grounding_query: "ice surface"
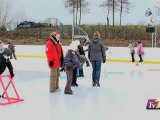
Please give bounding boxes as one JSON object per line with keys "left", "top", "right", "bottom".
{"left": 0, "top": 46, "right": 160, "bottom": 120}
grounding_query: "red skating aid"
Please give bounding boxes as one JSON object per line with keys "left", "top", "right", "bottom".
{"left": 0, "top": 75, "right": 24, "bottom": 105}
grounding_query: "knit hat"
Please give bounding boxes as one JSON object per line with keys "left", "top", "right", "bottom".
{"left": 2, "top": 48, "right": 12, "bottom": 56}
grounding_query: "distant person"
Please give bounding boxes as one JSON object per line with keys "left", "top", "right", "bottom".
{"left": 128, "top": 41, "right": 135, "bottom": 62}
{"left": 137, "top": 41, "right": 144, "bottom": 62}
{"left": 0, "top": 40, "right": 4, "bottom": 52}
{"left": 8, "top": 42, "right": 17, "bottom": 60}
{"left": 63, "top": 49, "right": 81, "bottom": 95}
{"left": 45, "top": 32, "right": 64, "bottom": 93}
{"left": 0, "top": 48, "right": 14, "bottom": 77}
{"left": 88, "top": 31, "right": 106, "bottom": 87}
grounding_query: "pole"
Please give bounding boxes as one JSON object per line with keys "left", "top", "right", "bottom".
{"left": 72, "top": 24, "right": 74, "bottom": 41}
{"left": 155, "top": 7, "right": 158, "bottom": 47}
{"left": 152, "top": 33, "right": 154, "bottom": 47}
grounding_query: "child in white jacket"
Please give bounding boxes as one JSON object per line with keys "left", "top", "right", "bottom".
{"left": 128, "top": 41, "right": 135, "bottom": 62}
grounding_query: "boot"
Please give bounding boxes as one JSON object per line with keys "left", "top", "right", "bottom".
{"left": 97, "top": 81, "right": 100, "bottom": 87}
{"left": 92, "top": 81, "right": 96, "bottom": 87}
{"left": 64, "top": 90, "right": 73, "bottom": 95}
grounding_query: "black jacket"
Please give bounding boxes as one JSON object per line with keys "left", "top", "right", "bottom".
{"left": 0, "top": 54, "right": 13, "bottom": 75}
{"left": 78, "top": 45, "right": 85, "bottom": 55}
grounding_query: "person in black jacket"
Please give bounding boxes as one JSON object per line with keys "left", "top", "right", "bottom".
{"left": 0, "top": 48, "right": 14, "bottom": 77}
{"left": 77, "top": 41, "right": 90, "bottom": 67}
{"left": 77, "top": 41, "right": 90, "bottom": 78}
{"left": 8, "top": 42, "right": 17, "bottom": 60}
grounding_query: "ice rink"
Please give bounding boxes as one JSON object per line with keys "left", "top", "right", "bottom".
{"left": 0, "top": 46, "right": 160, "bottom": 120}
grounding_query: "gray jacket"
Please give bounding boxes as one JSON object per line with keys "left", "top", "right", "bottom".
{"left": 88, "top": 37, "right": 106, "bottom": 61}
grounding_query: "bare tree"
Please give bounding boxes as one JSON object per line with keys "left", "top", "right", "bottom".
{"left": 0, "top": 0, "right": 27, "bottom": 30}
{"left": 112, "top": 0, "right": 116, "bottom": 26}
{"left": 10, "top": 10, "right": 27, "bottom": 30}
{"left": 101, "top": 0, "right": 117, "bottom": 26}
{"left": 65, "top": 0, "right": 77, "bottom": 25}
{"left": 76, "top": 0, "right": 79, "bottom": 25}
{"left": 117, "top": 0, "right": 132, "bottom": 26}
{"left": 0, "top": 0, "right": 11, "bottom": 29}
{"left": 64, "top": 0, "right": 89, "bottom": 25}
{"left": 100, "top": 0, "right": 112, "bottom": 25}
{"left": 78, "top": 0, "right": 90, "bottom": 25}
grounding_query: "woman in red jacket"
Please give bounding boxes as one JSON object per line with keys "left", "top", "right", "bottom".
{"left": 45, "top": 32, "right": 64, "bottom": 93}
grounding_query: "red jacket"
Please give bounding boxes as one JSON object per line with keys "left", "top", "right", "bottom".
{"left": 45, "top": 38, "right": 64, "bottom": 68}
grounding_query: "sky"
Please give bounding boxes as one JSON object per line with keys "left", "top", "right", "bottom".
{"left": 9, "top": 0, "right": 158, "bottom": 25}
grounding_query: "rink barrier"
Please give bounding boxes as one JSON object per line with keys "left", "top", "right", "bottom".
{"left": 107, "top": 59, "right": 160, "bottom": 64}
{"left": 16, "top": 54, "right": 160, "bottom": 64}
{"left": 16, "top": 54, "right": 46, "bottom": 58}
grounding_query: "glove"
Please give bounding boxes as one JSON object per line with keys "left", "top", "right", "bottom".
{"left": 49, "top": 61, "right": 54, "bottom": 67}
{"left": 103, "top": 60, "right": 106, "bottom": 63}
{"left": 10, "top": 73, "right": 15, "bottom": 78}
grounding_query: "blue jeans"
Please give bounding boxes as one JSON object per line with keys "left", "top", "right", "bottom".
{"left": 91, "top": 60, "right": 102, "bottom": 84}
{"left": 77, "top": 62, "right": 84, "bottom": 77}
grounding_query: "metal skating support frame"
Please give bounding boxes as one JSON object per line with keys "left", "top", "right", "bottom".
{"left": 0, "top": 75, "right": 24, "bottom": 105}
{"left": 72, "top": 25, "right": 90, "bottom": 45}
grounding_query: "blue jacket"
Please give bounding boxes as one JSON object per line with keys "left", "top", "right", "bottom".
{"left": 63, "top": 53, "right": 81, "bottom": 69}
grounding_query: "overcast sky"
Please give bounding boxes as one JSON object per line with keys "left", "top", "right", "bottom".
{"left": 10, "top": 0, "right": 158, "bottom": 25}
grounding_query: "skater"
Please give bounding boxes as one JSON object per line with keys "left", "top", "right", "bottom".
{"left": 128, "top": 41, "right": 135, "bottom": 62}
{"left": 72, "top": 51, "right": 87, "bottom": 87}
{"left": 0, "top": 40, "right": 4, "bottom": 52}
{"left": 77, "top": 41, "right": 89, "bottom": 77}
{"left": 0, "top": 48, "right": 14, "bottom": 77}
{"left": 78, "top": 41, "right": 90, "bottom": 67}
{"left": 68, "top": 41, "right": 86, "bottom": 87}
{"left": 8, "top": 42, "right": 17, "bottom": 60}
{"left": 137, "top": 41, "right": 144, "bottom": 62}
{"left": 88, "top": 31, "right": 106, "bottom": 87}
{"left": 45, "top": 32, "right": 64, "bottom": 93}
{"left": 63, "top": 49, "right": 81, "bottom": 95}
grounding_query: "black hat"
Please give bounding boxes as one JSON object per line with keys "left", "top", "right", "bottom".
{"left": 2, "top": 48, "right": 12, "bottom": 56}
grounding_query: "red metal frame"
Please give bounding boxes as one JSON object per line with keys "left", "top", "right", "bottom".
{"left": 0, "top": 74, "right": 24, "bottom": 105}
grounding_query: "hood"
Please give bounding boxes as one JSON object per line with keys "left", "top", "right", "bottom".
{"left": 92, "top": 37, "right": 100, "bottom": 44}
{"left": 137, "top": 43, "right": 142, "bottom": 47}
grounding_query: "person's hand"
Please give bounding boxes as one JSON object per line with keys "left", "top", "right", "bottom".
{"left": 10, "top": 73, "right": 15, "bottom": 78}
{"left": 103, "top": 60, "right": 106, "bottom": 63}
{"left": 49, "top": 61, "right": 54, "bottom": 67}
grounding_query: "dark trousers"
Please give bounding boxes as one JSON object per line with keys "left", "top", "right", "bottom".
{"left": 10, "top": 52, "right": 17, "bottom": 60}
{"left": 77, "top": 62, "right": 84, "bottom": 77}
{"left": 131, "top": 53, "right": 135, "bottom": 62}
{"left": 79, "top": 69, "right": 84, "bottom": 76}
{"left": 139, "top": 55, "right": 143, "bottom": 62}
{"left": 72, "top": 67, "right": 77, "bottom": 85}
{"left": 86, "top": 60, "right": 90, "bottom": 66}
{"left": 64, "top": 67, "right": 73, "bottom": 93}
{"left": 91, "top": 60, "right": 102, "bottom": 84}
